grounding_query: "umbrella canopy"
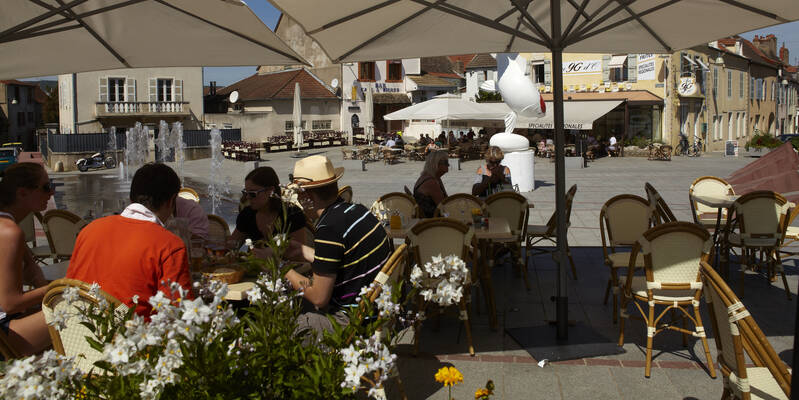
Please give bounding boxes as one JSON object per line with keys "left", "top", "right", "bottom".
{"left": 383, "top": 93, "right": 506, "bottom": 121}
{"left": 271, "top": 0, "right": 799, "bottom": 341}
{"left": 293, "top": 82, "right": 302, "bottom": 150}
{"left": 0, "top": 0, "right": 307, "bottom": 79}
{"left": 364, "top": 86, "right": 374, "bottom": 143}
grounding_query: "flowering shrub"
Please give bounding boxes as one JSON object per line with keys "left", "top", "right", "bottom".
{"left": 745, "top": 131, "right": 782, "bottom": 151}
{"left": 410, "top": 254, "right": 470, "bottom": 307}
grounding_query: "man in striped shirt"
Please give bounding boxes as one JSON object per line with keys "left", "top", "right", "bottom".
{"left": 285, "top": 155, "right": 391, "bottom": 336}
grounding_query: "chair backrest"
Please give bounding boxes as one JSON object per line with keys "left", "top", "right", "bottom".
{"left": 701, "top": 263, "right": 792, "bottom": 399}
{"left": 42, "top": 278, "right": 125, "bottom": 373}
{"left": 178, "top": 187, "right": 200, "bottom": 203}
{"left": 732, "top": 191, "right": 790, "bottom": 245}
{"left": 206, "top": 214, "right": 230, "bottom": 244}
{"left": 371, "top": 192, "right": 420, "bottom": 220}
{"left": 632, "top": 222, "right": 710, "bottom": 288}
{"left": 19, "top": 211, "right": 36, "bottom": 244}
{"left": 485, "top": 191, "right": 528, "bottom": 238}
{"left": 408, "top": 218, "right": 471, "bottom": 267}
{"left": 600, "top": 194, "right": 651, "bottom": 250}
{"left": 645, "top": 182, "right": 677, "bottom": 225}
{"left": 544, "top": 184, "right": 578, "bottom": 235}
{"left": 435, "top": 193, "right": 484, "bottom": 224}
{"left": 42, "top": 210, "right": 85, "bottom": 258}
{"left": 689, "top": 176, "right": 734, "bottom": 220}
{"left": 338, "top": 185, "right": 353, "bottom": 203}
{"left": 365, "top": 243, "right": 408, "bottom": 302}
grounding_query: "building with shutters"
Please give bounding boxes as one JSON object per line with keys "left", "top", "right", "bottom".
{"left": 58, "top": 67, "right": 203, "bottom": 134}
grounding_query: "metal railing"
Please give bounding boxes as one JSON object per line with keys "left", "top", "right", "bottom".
{"left": 95, "top": 101, "right": 190, "bottom": 116}
{"left": 45, "top": 129, "right": 242, "bottom": 153}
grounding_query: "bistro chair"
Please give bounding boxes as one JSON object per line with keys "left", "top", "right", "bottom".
{"left": 645, "top": 182, "right": 678, "bottom": 226}
{"left": 178, "top": 187, "right": 200, "bottom": 203}
{"left": 701, "top": 262, "right": 791, "bottom": 399}
{"left": 485, "top": 191, "right": 530, "bottom": 290}
{"left": 725, "top": 191, "right": 792, "bottom": 300}
{"left": 599, "top": 194, "right": 652, "bottom": 323}
{"left": 526, "top": 184, "right": 578, "bottom": 279}
{"left": 206, "top": 214, "right": 230, "bottom": 245}
{"left": 618, "top": 222, "right": 716, "bottom": 379}
{"left": 434, "top": 193, "right": 484, "bottom": 225}
{"left": 689, "top": 176, "right": 735, "bottom": 230}
{"left": 371, "top": 192, "right": 420, "bottom": 222}
{"left": 406, "top": 218, "right": 477, "bottom": 357}
{"left": 20, "top": 211, "right": 53, "bottom": 264}
{"left": 43, "top": 278, "right": 128, "bottom": 373}
{"left": 338, "top": 185, "right": 353, "bottom": 203}
{"left": 42, "top": 209, "right": 86, "bottom": 262}
{"left": 779, "top": 206, "right": 799, "bottom": 258}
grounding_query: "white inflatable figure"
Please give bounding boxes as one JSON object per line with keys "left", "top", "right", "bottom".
{"left": 483, "top": 53, "right": 546, "bottom": 192}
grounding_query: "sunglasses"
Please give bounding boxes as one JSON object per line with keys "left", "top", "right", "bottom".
{"left": 241, "top": 188, "right": 269, "bottom": 198}
{"left": 41, "top": 179, "right": 55, "bottom": 192}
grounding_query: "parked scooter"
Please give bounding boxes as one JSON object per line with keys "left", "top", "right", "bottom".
{"left": 76, "top": 152, "right": 116, "bottom": 172}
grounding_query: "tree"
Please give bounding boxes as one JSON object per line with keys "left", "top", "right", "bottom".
{"left": 42, "top": 86, "right": 59, "bottom": 124}
{"left": 475, "top": 89, "right": 502, "bottom": 102}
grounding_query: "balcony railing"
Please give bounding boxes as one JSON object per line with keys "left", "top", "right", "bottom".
{"left": 95, "top": 101, "right": 190, "bottom": 117}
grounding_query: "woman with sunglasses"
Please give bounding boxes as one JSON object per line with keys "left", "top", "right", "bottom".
{"left": 0, "top": 163, "right": 53, "bottom": 357}
{"left": 231, "top": 167, "right": 306, "bottom": 250}
{"left": 472, "top": 146, "right": 512, "bottom": 198}
{"left": 413, "top": 150, "right": 449, "bottom": 218}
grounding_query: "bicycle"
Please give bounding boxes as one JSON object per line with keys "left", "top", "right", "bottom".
{"left": 674, "top": 136, "right": 702, "bottom": 157}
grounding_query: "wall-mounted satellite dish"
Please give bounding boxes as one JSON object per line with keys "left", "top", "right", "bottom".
{"left": 229, "top": 90, "right": 239, "bottom": 104}
{"left": 330, "top": 78, "right": 339, "bottom": 89}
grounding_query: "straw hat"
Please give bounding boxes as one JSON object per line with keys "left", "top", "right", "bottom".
{"left": 292, "top": 155, "right": 344, "bottom": 188}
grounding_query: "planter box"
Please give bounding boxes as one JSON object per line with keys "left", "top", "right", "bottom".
{"left": 743, "top": 147, "right": 774, "bottom": 157}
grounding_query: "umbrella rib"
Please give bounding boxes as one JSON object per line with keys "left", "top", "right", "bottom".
{"left": 571, "top": 0, "right": 616, "bottom": 38}
{"left": 505, "top": 15, "right": 524, "bottom": 52}
{"left": 413, "top": 0, "right": 547, "bottom": 46}
{"left": 0, "top": 23, "right": 81, "bottom": 44}
{"left": 716, "top": 0, "right": 788, "bottom": 23}
{"left": 49, "top": 0, "right": 131, "bottom": 67}
{"left": 562, "top": 0, "right": 591, "bottom": 44}
{"left": 618, "top": 3, "right": 672, "bottom": 52}
{"left": 510, "top": 0, "right": 552, "bottom": 44}
{"left": 307, "top": 0, "right": 401, "bottom": 34}
{"left": 494, "top": 8, "right": 518, "bottom": 23}
{"left": 565, "top": 0, "right": 678, "bottom": 47}
{"left": 567, "top": 0, "right": 637, "bottom": 46}
{"left": 0, "top": 0, "right": 89, "bottom": 40}
{"left": 153, "top": 0, "right": 306, "bottom": 65}
{"left": 565, "top": 0, "right": 592, "bottom": 21}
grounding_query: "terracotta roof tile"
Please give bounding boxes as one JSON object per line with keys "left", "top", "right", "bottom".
{"left": 217, "top": 69, "right": 335, "bottom": 101}
{"left": 408, "top": 75, "right": 457, "bottom": 87}
{"left": 448, "top": 54, "right": 475, "bottom": 73}
{"left": 0, "top": 79, "right": 39, "bottom": 87}
{"left": 466, "top": 54, "right": 496, "bottom": 69}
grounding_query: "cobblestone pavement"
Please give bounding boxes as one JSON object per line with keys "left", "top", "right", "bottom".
{"left": 51, "top": 149, "right": 797, "bottom": 399}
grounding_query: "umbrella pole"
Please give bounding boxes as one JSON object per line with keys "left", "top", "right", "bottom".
{"left": 551, "top": 0, "right": 568, "bottom": 341}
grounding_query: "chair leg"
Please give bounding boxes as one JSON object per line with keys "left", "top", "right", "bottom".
{"left": 603, "top": 279, "right": 611, "bottom": 305}
{"left": 459, "top": 299, "right": 475, "bottom": 356}
{"left": 774, "top": 251, "right": 792, "bottom": 301}
{"left": 565, "top": 237, "right": 577, "bottom": 280}
{"left": 412, "top": 298, "right": 424, "bottom": 357}
{"left": 645, "top": 302, "right": 655, "bottom": 378}
{"left": 739, "top": 248, "right": 747, "bottom": 298}
{"left": 515, "top": 243, "right": 530, "bottom": 291}
{"left": 610, "top": 270, "right": 619, "bottom": 324}
{"left": 694, "top": 304, "right": 716, "bottom": 378}
{"left": 617, "top": 296, "right": 627, "bottom": 346}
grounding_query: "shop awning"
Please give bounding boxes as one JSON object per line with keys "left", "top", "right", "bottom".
{"left": 608, "top": 55, "right": 627, "bottom": 68}
{"left": 480, "top": 100, "right": 623, "bottom": 130}
{"left": 373, "top": 93, "right": 412, "bottom": 104}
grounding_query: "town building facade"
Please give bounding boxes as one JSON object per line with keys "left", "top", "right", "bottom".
{"left": 0, "top": 80, "right": 44, "bottom": 149}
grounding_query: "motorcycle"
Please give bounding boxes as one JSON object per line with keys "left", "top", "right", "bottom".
{"left": 76, "top": 152, "right": 116, "bottom": 172}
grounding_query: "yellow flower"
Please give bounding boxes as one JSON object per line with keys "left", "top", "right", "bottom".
{"left": 475, "top": 388, "right": 491, "bottom": 399}
{"left": 435, "top": 366, "right": 464, "bottom": 387}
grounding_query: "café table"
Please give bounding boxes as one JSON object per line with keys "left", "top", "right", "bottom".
{"left": 689, "top": 193, "right": 740, "bottom": 277}
{"left": 473, "top": 217, "right": 514, "bottom": 331}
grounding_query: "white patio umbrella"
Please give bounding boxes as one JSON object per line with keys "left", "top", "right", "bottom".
{"left": 0, "top": 0, "right": 307, "bottom": 79}
{"left": 364, "top": 85, "right": 374, "bottom": 144}
{"left": 271, "top": 0, "right": 799, "bottom": 341}
{"left": 383, "top": 93, "right": 507, "bottom": 121}
{"left": 292, "top": 82, "right": 303, "bottom": 152}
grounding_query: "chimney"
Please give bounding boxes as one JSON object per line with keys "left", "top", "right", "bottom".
{"left": 753, "top": 34, "right": 778, "bottom": 59}
{"left": 780, "top": 43, "right": 789, "bottom": 64}
{"left": 210, "top": 81, "right": 216, "bottom": 96}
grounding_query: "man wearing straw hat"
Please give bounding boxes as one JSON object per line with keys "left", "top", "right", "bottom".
{"left": 285, "top": 155, "right": 391, "bottom": 335}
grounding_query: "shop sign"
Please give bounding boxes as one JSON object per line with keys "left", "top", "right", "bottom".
{"left": 678, "top": 76, "right": 698, "bottom": 96}
{"left": 528, "top": 122, "right": 586, "bottom": 129}
{"left": 562, "top": 60, "right": 601, "bottom": 75}
{"left": 373, "top": 82, "right": 401, "bottom": 93}
{"left": 638, "top": 54, "right": 656, "bottom": 81}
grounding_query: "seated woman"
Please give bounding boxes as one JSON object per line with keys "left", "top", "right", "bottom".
{"left": 472, "top": 146, "right": 512, "bottom": 198}
{"left": 231, "top": 167, "right": 306, "bottom": 255}
{"left": 0, "top": 163, "right": 53, "bottom": 357}
{"left": 413, "top": 150, "right": 449, "bottom": 218}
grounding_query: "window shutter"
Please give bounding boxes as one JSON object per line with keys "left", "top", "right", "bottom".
{"left": 601, "top": 55, "right": 610, "bottom": 82}
{"left": 149, "top": 78, "right": 157, "bottom": 102}
{"left": 627, "top": 54, "right": 637, "bottom": 82}
{"left": 525, "top": 61, "right": 532, "bottom": 77}
{"left": 174, "top": 79, "right": 183, "bottom": 102}
{"left": 99, "top": 77, "right": 108, "bottom": 102}
{"left": 750, "top": 77, "right": 754, "bottom": 99}
{"left": 544, "top": 60, "right": 551, "bottom": 85}
{"left": 126, "top": 78, "right": 136, "bottom": 102}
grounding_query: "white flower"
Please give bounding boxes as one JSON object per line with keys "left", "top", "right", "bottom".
{"left": 131, "top": 294, "right": 139, "bottom": 304}
{"left": 273, "top": 233, "right": 287, "bottom": 247}
{"left": 247, "top": 286, "right": 263, "bottom": 303}
{"left": 148, "top": 291, "right": 170, "bottom": 312}
{"left": 181, "top": 298, "right": 212, "bottom": 324}
{"left": 103, "top": 342, "right": 130, "bottom": 365}
{"left": 62, "top": 286, "right": 79, "bottom": 303}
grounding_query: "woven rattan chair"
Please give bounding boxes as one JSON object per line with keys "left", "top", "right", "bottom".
{"left": 725, "top": 191, "right": 792, "bottom": 300}
{"left": 779, "top": 206, "right": 799, "bottom": 258}
{"left": 407, "top": 218, "right": 476, "bottom": 356}
{"left": 434, "top": 193, "right": 484, "bottom": 225}
{"left": 178, "top": 187, "right": 200, "bottom": 203}
{"left": 20, "top": 211, "right": 52, "bottom": 264}
{"left": 525, "top": 184, "right": 578, "bottom": 279}
{"left": 599, "top": 194, "right": 652, "bottom": 323}
{"left": 338, "top": 185, "right": 353, "bottom": 203}
{"left": 207, "top": 214, "right": 230, "bottom": 245}
{"left": 42, "top": 210, "right": 86, "bottom": 262}
{"left": 689, "top": 176, "right": 735, "bottom": 230}
{"left": 645, "top": 182, "right": 678, "bottom": 226}
{"left": 618, "top": 222, "right": 716, "bottom": 378}
{"left": 371, "top": 192, "right": 420, "bottom": 222}
{"left": 485, "top": 191, "right": 530, "bottom": 290}
{"left": 43, "top": 278, "right": 127, "bottom": 373}
{"left": 701, "top": 262, "right": 791, "bottom": 400}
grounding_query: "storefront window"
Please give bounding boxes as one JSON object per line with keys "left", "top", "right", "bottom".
{"left": 629, "top": 106, "right": 655, "bottom": 142}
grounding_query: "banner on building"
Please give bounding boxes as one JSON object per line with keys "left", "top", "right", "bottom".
{"left": 637, "top": 54, "right": 656, "bottom": 81}
{"left": 562, "top": 60, "right": 601, "bottom": 75}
